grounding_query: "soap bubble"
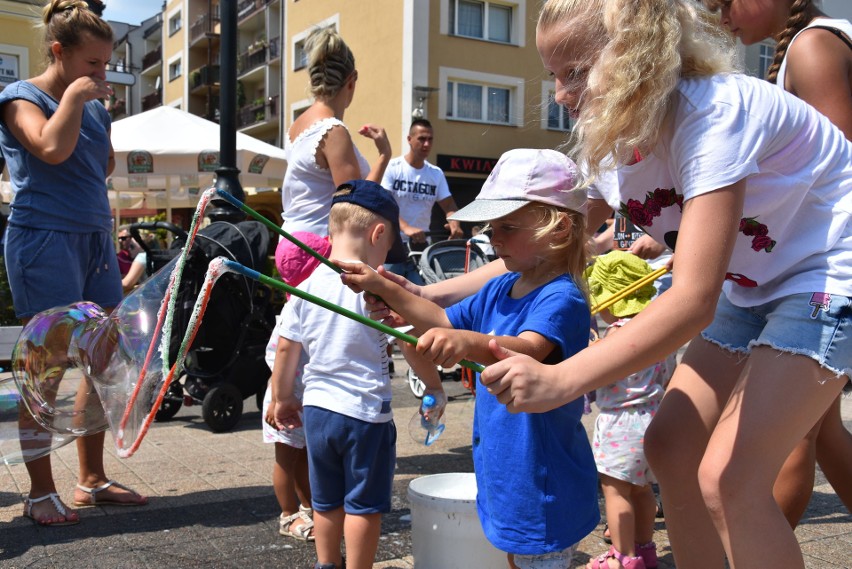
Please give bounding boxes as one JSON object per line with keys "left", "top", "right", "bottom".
{"left": 7, "top": 257, "right": 177, "bottom": 461}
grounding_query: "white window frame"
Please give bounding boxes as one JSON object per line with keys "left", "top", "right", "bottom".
{"left": 0, "top": 44, "right": 29, "bottom": 91}
{"left": 440, "top": 0, "right": 525, "bottom": 47}
{"left": 290, "top": 98, "right": 312, "bottom": 126}
{"left": 291, "top": 15, "right": 339, "bottom": 72}
{"left": 439, "top": 67, "right": 523, "bottom": 126}
{"left": 168, "top": 7, "right": 182, "bottom": 37}
{"left": 540, "top": 82, "right": 573, "bottom": 132}
{"left": 167, "top": 53, "right": 182, "bottom": 82}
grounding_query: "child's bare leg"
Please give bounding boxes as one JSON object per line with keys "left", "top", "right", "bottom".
{"left": 314, "top": 507, "right": 345, "bottom": 567}
{"left": 593, "top": 475, "right": 637, "bottom": 568}
{"left": 815, "top": 395, "right": 852, "bottom": 513}
{"left": 645, "top": 338, "right": 741, "bottom": 568}
{"left": 773, "top": 424, "right": 818, "bottom": 527}
{"left": 631, "top": 483, "right": 657, "bottom": 546}
{"left": 698, "top": 347, "right": 844, "bottom": 568}
{"left": 343, "top": 512, "right": 382, "bottom": 569}
{"left": 274, "top": 442, "right": 312, "bottom": 535}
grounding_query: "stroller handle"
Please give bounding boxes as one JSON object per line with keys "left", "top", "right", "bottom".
{"left": 129, "top": 221, "right": 189, "bottom": 255}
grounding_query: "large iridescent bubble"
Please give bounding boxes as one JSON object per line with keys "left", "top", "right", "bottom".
{"left": 4, "top": 256, "right": 179, "bottom": 463}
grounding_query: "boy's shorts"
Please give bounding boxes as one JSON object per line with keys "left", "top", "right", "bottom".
{"left": 512, "top": 544, "right": 576, "bottom": 569}
{"left": 593, "top": 407, "right": 657, "bottom": 485}
{"left": 303, "top": 405, "right": 396, "bottom": 515}
{"left": 702, "top": 292, "right": 852, "bottom": 379}
{"left": 4, "top": 226, "right": 122, "bottom": 318}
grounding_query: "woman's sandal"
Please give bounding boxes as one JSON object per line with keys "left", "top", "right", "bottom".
{"left": 73, "top": 480, "right": 148, "bottom": 507}
{"left": 279, "top": 504, "right": 315, "bottom": 541}
{"left": 23, "top": 493, "right": 80, "bottom": 526}
{"left": 587, "top": 546, "right": 646, "bottom": 569}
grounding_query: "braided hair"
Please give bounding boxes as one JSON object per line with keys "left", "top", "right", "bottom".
{"left": 765, "top": 0, "right": 813, "bottom": 83}
{"left": 304, "top": 27, "right": 355, "bottom": 100}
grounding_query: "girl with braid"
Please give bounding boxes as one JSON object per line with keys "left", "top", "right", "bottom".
{"left": 476, "top": 0, "right": 852, "bottom": 567}
{"left": 706, "top": 0, "right": 852, "bottom": 528}
{"left": 0, "top": 0, "right": 147, "bottom": 526}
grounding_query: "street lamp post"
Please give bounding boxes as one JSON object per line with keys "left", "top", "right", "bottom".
{"left": 207, "top": 0, "right": 245, "bottom": 223}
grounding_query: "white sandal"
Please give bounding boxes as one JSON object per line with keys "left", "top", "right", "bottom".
{"left": 74, "top": 480, "right": 148, "bottom": 507}
{"left": 279, "top": 504, "right": 315, "bottom": 540}
{"left": 23, "top": 493, "right": 79, "bottom": 526}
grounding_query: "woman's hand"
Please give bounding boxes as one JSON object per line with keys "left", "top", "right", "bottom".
{"left": 359, "top": 124, "right": 392, "bottom": 158}
{"left": 66, "top": 75, "right": 113, "bottom": 104}
{"left": 480, "top": 339, "right": 567, "bottom": 414}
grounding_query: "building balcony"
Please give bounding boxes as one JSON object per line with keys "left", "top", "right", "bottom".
{"left": 141, "top": 46, "right": 162, "bottom": 71}
{"left": 237, "top": 95, "right": 278, "bottom": 129}
{"left": 237, "top": 0, "right": 272, "bottom": 22}
{"left": 190, "top": 13, "right": 220, "bottom": 44}
{"left": 237, "top": 44, "right": 267, "bottom": 76}
{"left": 189, "top": 65, "right": 220, "bottom": 92}
{"left": 142, "top": 90, "right": 161, "bottom": 111}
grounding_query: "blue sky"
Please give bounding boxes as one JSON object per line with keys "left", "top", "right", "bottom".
{"left": 105, "top": 0, "right": 162, "bottom": 25}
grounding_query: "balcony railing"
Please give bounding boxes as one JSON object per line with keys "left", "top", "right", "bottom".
{"left": 141, "top": 46, "right": 162, "bottom": 70}
{"left": 190, "top": 13, "right": 220, "bottom": 43}
{"left": 142, "top": 90, "right": 161, "bottom": 111}
{"left": 237, "top": 45, "right": 266, "bottom": 75}
{"left": 189, "top": 65, "right": 220, "bottom": 91}
{"left": 237, "top": 95, "right": 278, "bottom": 128}
{"left": 237, "top": 0, "right": 272, "bottom": 21}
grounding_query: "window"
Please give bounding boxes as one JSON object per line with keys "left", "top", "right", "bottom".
{"left": 292, "top": 17, "right": 339, "bottom": 72}
{"left": 294, "top": 39, "right": 308, "bottom": 71}
{"left": 168, "top": 59, "right": 182, "bottom": 81}
{"left": 449, "top": 0, "right": 512, "bottom": 43}
{"left": 441, "top": 67, "right": 523, "bottom": 126}
{"left": 169, "top": 12, "right": 182, "bottom": 36}
{"left": 758, "top": 42, "right": 774, "bottom": 80}
{"left": 447, "top": 81, "right": 510, "bottom": 124}
{"left": 545, "top": 90, "right": 573, "bottom": 131}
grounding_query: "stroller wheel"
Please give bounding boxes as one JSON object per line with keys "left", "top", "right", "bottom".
{"left": 155, "top": 380, "right": 185, "bottom": 422}
{"left": 202, "top": 383, "right": 244, "bottom": 432}
{"left": 407, "top": 368, "right": 426, "bottom": 399}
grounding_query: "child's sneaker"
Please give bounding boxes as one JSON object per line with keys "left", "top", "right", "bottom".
{"left": 636, "top": 541, "right": 658, "bottom": 569}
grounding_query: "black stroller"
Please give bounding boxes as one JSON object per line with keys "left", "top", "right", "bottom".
{"left": 403, "top": 235, "right": 492, "bottom": 397}
{"left": 129, "top": 220, "right": 277, "bottom": 432}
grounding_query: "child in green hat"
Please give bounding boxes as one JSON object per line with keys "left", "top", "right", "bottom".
{"left": 584, "top": 250, "right": 676, "bottom": 569}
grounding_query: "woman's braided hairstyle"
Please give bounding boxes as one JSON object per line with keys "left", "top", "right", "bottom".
{"left": 765, "top": 0, "right": 813, "bottom": 82}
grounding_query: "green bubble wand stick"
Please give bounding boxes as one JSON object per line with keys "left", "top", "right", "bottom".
{"left": 222, "top": 259, "right": 485, "bottom": 374}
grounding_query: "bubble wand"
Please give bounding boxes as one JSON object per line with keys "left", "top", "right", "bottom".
{"left": 213, "top": 188, "right": 341, "bottom": 275}
{"left": 221, "top": 259, "right": 485, "bottom": 374}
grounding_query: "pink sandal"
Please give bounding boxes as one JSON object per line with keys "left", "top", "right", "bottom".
{"left": 587, "top": 546, "right": 646, "bottom": 569}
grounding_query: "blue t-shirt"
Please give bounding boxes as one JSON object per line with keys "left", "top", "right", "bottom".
{"left": 446, "top": 272, "right": 599, "bottom": 555}
{"left": 0, "top": 81, "right": 112, "bottom": 233}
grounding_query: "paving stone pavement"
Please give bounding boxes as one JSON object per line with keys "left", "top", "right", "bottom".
{"left": 1, "top": 356, "right": 851, "bottom": 568}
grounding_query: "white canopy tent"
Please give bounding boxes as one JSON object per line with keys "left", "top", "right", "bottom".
{"left": 109, "top": 106, "right": 287, "bottom": 225}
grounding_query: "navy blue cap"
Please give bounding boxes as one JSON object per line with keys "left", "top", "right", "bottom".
{"left": 332, "top": 179, "right": 400, "bottom": 233}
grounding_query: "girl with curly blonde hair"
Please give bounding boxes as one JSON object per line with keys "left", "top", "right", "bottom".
{"left": 477, "top": 1, "right": 852, "bottom": 568}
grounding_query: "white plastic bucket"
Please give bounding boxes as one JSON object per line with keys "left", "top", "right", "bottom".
{"left": 408, "top": 472, "right": 507, "bottom": 569}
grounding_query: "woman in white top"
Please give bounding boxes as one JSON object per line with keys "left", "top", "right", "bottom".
{"left": 281, "top": 27, "right": 391, "bottom": 236}
{"left": 709, "top": 0, "right": 852, "bottom": 529}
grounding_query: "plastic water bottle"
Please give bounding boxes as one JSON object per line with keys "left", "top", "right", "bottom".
{"left": 409, "top": 394, "right": 445, "bottom": 446}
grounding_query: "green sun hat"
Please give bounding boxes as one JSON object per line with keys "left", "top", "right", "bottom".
{"left": 585, "top": 250, "right": 656, "bottom": 317}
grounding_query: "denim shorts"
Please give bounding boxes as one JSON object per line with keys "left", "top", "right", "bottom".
{"left": 383, "top": 259, "right": 425, "bottom": 286}
{"left": 701, "top": 292, "right": 852, "bottom": 378}
{"left": 512, "top": 544, "right": 576, "bottom": 569}
{"left": 303, "top": 406, "right": 396, "bottom": 514}
{"left": 4, "top": 226, "right": 123, "bottom": 318}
